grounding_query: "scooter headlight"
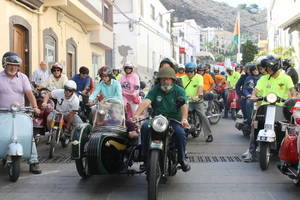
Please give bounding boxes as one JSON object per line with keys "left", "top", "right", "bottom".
{"left": 152, "top": 115, "right": 169, "bottom": 133}
{"left": 10, "top": 104, "right": 20, "bottom": 112}
{"left": 266, "top": 93, "right": 277, "bottom": 104}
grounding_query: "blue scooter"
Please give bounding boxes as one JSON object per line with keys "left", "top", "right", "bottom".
{"left": 0, "top": 105, "right": 33, "bottom": 182}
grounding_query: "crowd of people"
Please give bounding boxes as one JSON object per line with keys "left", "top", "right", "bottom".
{"left": 1, "top": 50, "right": 299, "bottom": 176}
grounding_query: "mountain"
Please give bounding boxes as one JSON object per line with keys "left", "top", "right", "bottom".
{"left": 160, "top": 0, "right": 267, "bottom": 40}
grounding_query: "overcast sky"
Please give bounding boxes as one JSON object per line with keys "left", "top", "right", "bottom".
{"left": 213, "top": 0, "right": 267, "bottom": 8}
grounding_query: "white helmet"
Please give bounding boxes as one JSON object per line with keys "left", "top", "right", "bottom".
{"left": 64, "top": 80, "right": 77, "bottom": 91}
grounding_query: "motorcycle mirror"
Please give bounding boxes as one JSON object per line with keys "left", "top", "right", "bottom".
{"left": 140, "top": 81, "right": 146, "bottom": 90}
{"left": 176, "top": 96, "right": 186, "bottom": 108}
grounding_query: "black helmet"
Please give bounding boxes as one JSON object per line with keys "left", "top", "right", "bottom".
{"left": 245, "top": 62, "right": 257, "bottom": 75}
{"left": 197, "top": 64, "right": 205, "bottom": 72}
{"left": 2, "top": 52, "right": 22, "bottom": 67}
{"left": 282, "top": 58, "right": 291, "bottom": 70}
{"left": 159, "top": 57, "right": 177, "bottom": 70}
{"left": 261, "top": 55, "right": 281, "bottom": 72}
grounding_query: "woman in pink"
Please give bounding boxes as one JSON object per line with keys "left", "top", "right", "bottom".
{"left": 120, "top": 63, "right": 141, "bottom": 118}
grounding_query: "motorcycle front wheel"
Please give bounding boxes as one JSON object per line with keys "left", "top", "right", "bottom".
{"left": 8, "top": 157, "right": 21, "bottom": 182}
{"left": 259, "top": 142, "right": 270, "bottom": 170}
{"left": 148, "top": 150, "right": 161, "bottom": 200}
{"left": 75, "top": 157, "right": 90, "bottom": 179}
{"left": 208, "top": 101, "right": 221, "bottom": 125}
{"left": 48, "top": 130, "right": 57, "bottom": 158}
{"left": 191, "top": 112, "right": 201, "bottom": 138}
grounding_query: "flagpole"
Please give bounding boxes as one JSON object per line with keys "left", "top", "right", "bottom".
{"left": 237, "top": 11, "right": 240, "bottom": 55}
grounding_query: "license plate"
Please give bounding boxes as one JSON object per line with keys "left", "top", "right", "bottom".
{"left": 150, "top": 141, "right": 163, "bottom": 149}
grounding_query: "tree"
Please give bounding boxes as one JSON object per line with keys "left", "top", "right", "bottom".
{"left": 237, "top": 4, "right": 247, "bottom": 9}
{"left": 241, "top": 40, "right": 258, "bottom": 64}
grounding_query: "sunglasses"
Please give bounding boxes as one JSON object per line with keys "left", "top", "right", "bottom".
{"left": 52, "top": 69, "right": 61, "bottom": 72}
{"left": 64, "top": 88, "right": 73, "bottom": 92}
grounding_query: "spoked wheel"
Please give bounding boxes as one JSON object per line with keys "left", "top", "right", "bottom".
{"left": 48, "top": 130, "right": 56, "bottom": 158}
{"left": 231, "top": 108, "right": 237, "bottom": 120}
{"left": 148, "top": 150, "right": 161, "bottom": 200}
{"left": 191, "top": 112, "right": 201, "bottom": 138}
{"left": 208, "top": 102, "right": 221, "bottom": 125}
{"left": 8, "top": 157, "right": 21, "bottom": 182}
{"left": 75, "top": 157, "right": 90, "bottom": 179}
{"left": 259, "top": 142, "right": 270, "bottom": 171}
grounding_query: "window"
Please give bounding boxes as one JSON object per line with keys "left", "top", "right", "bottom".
{"left": 159, "top": 14, "right": 163, "bottom": 27}
{"left": 92, "top": 53, "right": 101, "bottom": 78}
{"left": 45, "top": 36, "right": 56, "bottom": 63}
{"left": 103, "top": 3, "right": 112, "bottom": 26}
{"left": 166, "top": 21, "right": 170, "bottom": 33}
{"left": 151, "top": 5, "right": 155, "bottom": 20}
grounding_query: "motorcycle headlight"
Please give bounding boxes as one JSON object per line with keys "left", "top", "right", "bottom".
{"left": 266, "top": 93, "right": 277, "bottom": 104}
{"left": 152, "top": 115, "right": 169, "bottom": 133}
{"left": 10, "top": 104, "right": 20, "bottom": 112}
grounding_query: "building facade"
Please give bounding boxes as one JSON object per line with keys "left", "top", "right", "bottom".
{"left": 172, "top": 19, "right": 201, "bottom": 65}
{"left": 113, "top": 0, "right": 174, "bottom": 79}
{"left": 0, "top": 0, "right": 113, "bottom": 79}
{"left": 267, "top": 0, "right": 300, "bottom": 70}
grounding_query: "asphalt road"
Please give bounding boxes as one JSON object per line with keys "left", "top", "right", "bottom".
{"left": 0, "top": 119, "right": 300, "bottom": 200}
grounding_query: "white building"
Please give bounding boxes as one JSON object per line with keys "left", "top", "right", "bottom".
{"left": 113, "top": 0, "right": 174, "bottom": 79}
{"left": 267, "top": 0, "right": 300, "bottom": 70}
{"left": 172, "top": 19, "right": 201, "bottom": 64}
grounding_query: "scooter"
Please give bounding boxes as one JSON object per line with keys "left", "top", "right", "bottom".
{"left": 33, "top": 88, "right": 54, "bottom": 143}
{"left": 227, "top": 88, "right": 240, "bottom": 120}
{"left": 252, "top": 93, "right": 288, "bottom": 170}
{"left": 278, "top": 99, "right": 300, "bottom": 186}
{"left": 0, "top": 105, "right": 33, "bottom": 182}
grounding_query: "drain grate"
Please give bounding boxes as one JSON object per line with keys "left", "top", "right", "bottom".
{"left": 188, "top": 155, "right": 242, "bottom": 163}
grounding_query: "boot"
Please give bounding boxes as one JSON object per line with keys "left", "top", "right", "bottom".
{"left": 179, "top": 160, "right": 191, "bottom": 172}
{"left": 206, "top": 135, "right": 213, "bottom": 143}
{"left": 29, "top": 163, "right": 42, "bottom": 174}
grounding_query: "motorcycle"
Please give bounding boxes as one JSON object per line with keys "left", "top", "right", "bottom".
{"left": 33, "top": 88, "right": 54, "bottom": 143}
{"left": 227, "top": 88, "right": 240, "bottom": 120}
{"left": 252, "top": 93, "right": 288, "bottom": 170}
{"left": 71, "top": 99, "right": 143, "bottom": 179}
{"left": 78, "top": 91, "right": 92, "bottom": 123}
{"left": 203, "top": 92, "right": 222, "bottom": 125}
{"left": 277, "top": 99, "right": 300, "bottom": 186}
{"left": 235, "top": 100, "right": 257, "bottom": 137}
{"left": 0, "top": 105, "right": 33, "bottom": 182}
{"left": 187, "top": 97, "right": 202, "bottom": 138}
{"left": 48, "top": 110, "right": 74, "bottom": 158}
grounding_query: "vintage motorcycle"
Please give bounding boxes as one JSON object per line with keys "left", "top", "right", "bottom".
{"left": 203, "top": 92, "right": 222, "bottom": 125}
{"left": 187, "top": 97, "right": 202, "bottom": 138}
{"left": 71, "top": 99, "right": 143, "bottom": 178}
{"left": 278, "top": 98, "right": 300, "bottom": 186}
{"left": 252, "top": 93, "right": 288, "bottom": 170}
{"left": 0, "top": 105, "right": 33, "bottom": 182}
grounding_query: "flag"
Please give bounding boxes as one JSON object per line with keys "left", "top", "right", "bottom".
{"left": 232, "top": 15, "right": 240, "bottom": 45}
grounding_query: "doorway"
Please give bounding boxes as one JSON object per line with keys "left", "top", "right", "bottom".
{"left": 13, "top": 24, "right": 29, "bottom": 75}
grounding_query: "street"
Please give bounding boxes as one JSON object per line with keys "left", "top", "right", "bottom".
{"left": 0, "top": 119, "right": 299, "bottom": 200}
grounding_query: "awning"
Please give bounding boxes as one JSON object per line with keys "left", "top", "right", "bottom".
{"left": 280, "top": 13, "right": 300, "bottom": 32}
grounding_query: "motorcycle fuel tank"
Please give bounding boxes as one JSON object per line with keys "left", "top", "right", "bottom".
{"left": 279, "top": 133, "right": 299, "bottom": 165}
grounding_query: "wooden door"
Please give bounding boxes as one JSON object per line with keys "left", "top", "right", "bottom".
{"left": 13, "top": 25, "right": 27, "bottom": 74}
{"left": 67, "top": 53, "right": 73, "bottom": 79}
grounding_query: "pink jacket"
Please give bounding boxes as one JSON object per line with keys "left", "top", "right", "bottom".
{"left": 120, "top": 72, "right": 140, "bottom": 103}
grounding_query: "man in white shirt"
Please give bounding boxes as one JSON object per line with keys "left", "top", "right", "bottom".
{"left": 42, "top": 80, "right": 82, "bottom": 134}
{"left": 40, "top": 63, "right": 68, "bottom": 91}
{"left": 32, "top": 61, "right": 50, "bottom": 87}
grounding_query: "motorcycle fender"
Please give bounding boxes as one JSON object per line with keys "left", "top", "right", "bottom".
{"left": 7, "top": 143, "right": 23, "bottom": 156}
{"left": 71, "top": 123, "right": 92, "bottom": 159}
{"left": 150, "top": 141, "right": 163, "bottom": 150}
{"left": 256, "top": 129, "right": 276, "bottom": 142}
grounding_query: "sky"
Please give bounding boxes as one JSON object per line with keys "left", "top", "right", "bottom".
{"left": 213, "top": 0, "right": 267, "bottom": 9}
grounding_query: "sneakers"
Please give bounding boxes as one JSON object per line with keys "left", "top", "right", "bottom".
{"left": 179, "top": 160, "right": 191, "bottom": 172}
{"left": 241, "top": 149, "right": 249, "bottom": 158}
{"left": 29, "top": 163, "right": 42, "bottom": 174}
{"left": 206, "top": 135, "right": 213, "bottom": 143}
{"left": 243, "top": 153, "right": 253, "bottom": 162}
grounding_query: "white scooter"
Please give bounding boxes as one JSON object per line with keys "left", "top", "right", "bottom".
{"left": 0, "top": 105, "right": 33, "bottom": 182}
{"left": 252, "top": 93, "right": 287, "bottom": 170}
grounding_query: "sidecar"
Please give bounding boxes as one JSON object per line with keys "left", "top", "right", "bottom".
{"left": 71, "top": 102, "right": 141, "bottom": 178}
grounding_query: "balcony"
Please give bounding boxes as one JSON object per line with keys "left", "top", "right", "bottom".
{"left": 89, "top": 25, "right": 113, "bottom": 50}
{"left": 44, "top": 0, "right": 102, "bottom": 27}
{"left": 17, "top": 0, "right": 44, "bottom": 9}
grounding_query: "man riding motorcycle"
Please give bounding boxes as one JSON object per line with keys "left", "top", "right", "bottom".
{"left": 243, "top": 56, "right": 296, "bottom": 162}
{"left": 133, "top": 67, "right": 191, "bottom": 172}
{"left": 0, "top": 52, "right": 42, "bottom": 174}
{"left": 176, "top": 64, "right": 185, "bottom": 77}
{"left": 72, "top": 66, "right": 91, "bottom": 94}
{"left": 39, "top": 63, "right": 68, "bottom": 91}
{"left": 42, "top": 80, "right": 82, "bottom": 134}
{"left": 119, "top": 63, "right": 141, "bottom": 118}
{"left": 183, "top": 62, "right": 213, "bottom": 142}
{"left": 226, "top": 66, "right": 241, "bottom": 87}
{"left": 282, "top": 58, "right": 299, "bottom": 85}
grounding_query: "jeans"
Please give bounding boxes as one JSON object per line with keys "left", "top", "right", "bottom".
{"left": 141, "top": 121, "right": 187, "bottom": 162}
{"left": 28, "top": 139, "right": 39, "bottom": 164}
{"left": 240, "top": 97, "right": 247, "bottom": 119}
{"left": 189, "top": 102, "right": 212, "bottom": 138}
{"left": 223, "top": 89, "right": 229, "bottom": 117}
{"left": 245, "top": 99, "right": 254, "bottom": 125}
